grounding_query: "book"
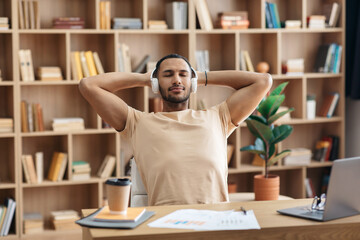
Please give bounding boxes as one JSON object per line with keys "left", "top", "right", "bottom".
{"left": 92, "top": 52, "right": 105, "bottom": 74}
{"left": 25, "top": 155, "right": 38, "bottom": 184}
{"left": 133, "top": 55, "right": 150, "bottom": 73}
{"left": 243, "top": 50, "right": 254, "bottom": 72}
{"left": 25, "top": 49, "right": 35, "bottom": 81}
{"left": 0, "top": 198, "right": 16, "bottom": 236}
{"left": 328, "top": 2, "right": 341, "bottom": 27}
{"left": 304, "top": 178, "right": 315, "bottom": 198}
{"left": 85, "top": 51, "right": 98, "bottom": 76}
{"left": 21, "top": 100, "right": 29, "bottom": 132}
{"left": 35, "top": 152, "right": 43, "bottom": 183}
{"left": 93, "top": 206, "right": 146, "bottom": 223}
{"left": 166, "top": 2, "right": 188, "bottom": 30}
{"left": 318, "top": 92, "right": 339, "bottom": 118}
{"left": 73, "top": 51, "right": 83, "bottom": 80}
{"left": 329, "top": 135, "right": 339, "bottom": 161}
{"left": 18, "top": 0, "right": 25, "bottom": 29}
{"left": 194, "top": 0, "right": 213, "bottom": 30}
{"left": 97, "top": 155, "right": 116, "bottom": 178}
{"left": 283, "top": 148, "right": 312, "bottom": 166}
{"left": 80, "top": 51, "right": 90, "bottom": 77}
{"left": 21, "top": 155, "right": 31, "bottom": 183}
{"left": 18, "top": 49, "right": 29, "bottom": 81}
{"left": 23, "top": 212, "right": 44, "bottom": 234}
{"left": 313, "top": 140, "right": 330, "bottom": 162}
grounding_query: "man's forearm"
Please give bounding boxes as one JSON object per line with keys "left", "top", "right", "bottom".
{"left": 79, "top": 72, "right": 150, "bottom": 93}
{"left": 197, "top": 70, "right": 271, "bottom": 90}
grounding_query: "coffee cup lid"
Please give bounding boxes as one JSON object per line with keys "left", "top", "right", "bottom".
{"left": 105, "top": 178, "right": 131, "bottom": 186}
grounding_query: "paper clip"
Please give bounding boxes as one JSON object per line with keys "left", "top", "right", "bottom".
{"left": 311, "top": 193, "right": 326, "bottom": 211}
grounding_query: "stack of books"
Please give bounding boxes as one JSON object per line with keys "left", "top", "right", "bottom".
{"left": 52, "top": 118, "right": 85, "bottom": 131}
{"left": 0, "top": 17, "right": 9, "bottom": 30}
{"left": 20, "top": 101, "right": 44, "bottom": 132}
{"left": 23, "top": 212, "right": 44, "bottom": 234}
{"left": 0, "top": 198, "right": 16, "bottom": 236}
{"left": 36, "top": 67, "right": 63, "bottom": 81}
{"left": 165, "top": 1, "right": 188, "bottom": 30}
{"left": 314, "top": 135, "right": 339, "bottom": 162}
{"left": 47, "top": 152, "right": 68, "bottom": 182}
{"left": 97, "top": 155, "right": 116, "bottom": 179}
{"left": 148, "top": 20, "right": 168, "bottom": 30}
{"left": 283, "top": 148, "right": 312, "bottom": 166}
{"left": 308, "top": 15, "right": 326, "bottom": 29}
{"left": 72, "top": 161, "right": 91, "bottom": 181}
{"left": 195, "top": 50, "right": 209, "bottom": 72}
{"left": 282, "top": 58, "right": 304, "bottom": 76}
{"left": 52, "top": 17, "right": 85, "bottom": 29}
{"left": 50, "top": 210, "right": 80, "bottom": 231}
{"left": 70, "top": 51, "right": 104, "bottom": 80}
{"left": 285, "top": 20, "right": 301, "bottom": 29}
{"left": 112, "top": 18, "right": 142, "bottom": 29}
{"left": 217, "top": 11, "right": 249, "bottom": 29}
{"left": 0, "top": 118, "right": 13, "bottom": 133}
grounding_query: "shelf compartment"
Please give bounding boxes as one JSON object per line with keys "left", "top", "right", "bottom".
{"left": 268, "top": 167, "right": 305, "bottom": 198}
{"left": 267, "top": 0, "right": 303, "bottom": 28}
{"left": 72, "top": 133, "right": 117, "bottom": 179}
{"left": 0, "top": 33, "right": 13, "bottom": 81}
{"left": 22, "top": 184, "right": 99, "bottom": 230}
{"left": 306, "top": 76, "right": 343, "bottom": 119}
{"left": 306, "top": 166, "right": 331, "bottom": 196}
{"left": 0, "top": 0, "right": 12, "bottom": 28}
{"left": 281, "top": 32, "right": 343, "bottom": 73}
{"left": 0, "top": 137, "right": 15, "bottom": 183}
{"left": 117, "top": 32, "right": 189, "bottom": 71}
{"left": 306, "top": 0, "right": 343, "bottom": 28}
{"left": 228, "top": 172, "right": 260, "bottom": 193}
{"left": 204, "top": 0, "right": 261, "bottom": 29}
{"left": 70, "top": 33, "right": 115, "bottom": 73}
{"left": 239, "top": 32, "right": 278, "bottom": 74}
{"left": 271, "top": 78, "right": 303, "bottom": 119}
{"left": 0, "top": 188, "right": 16, "bottom": 236}
{"left": 147, "top": 0, "right": 188, "bottom": 29}
{"left": 280, "top": 122, "right": 342, "bottom": 155}
{"left": 21, "top": 135, "right": 68, "bottom": 182}
{"left": 19, "top": 33, "right": 67, "bottom": 80}
{"left": 196, "top": 33, "right": 236, "bottom": 70}
{"left": 21, "top": 85, "right": 98, "bottom": 130}
{"left": 37, "top": 0, "right": 96, "bottom": 29}
{"left": 0, "top": 86, "right": 14, "bottom": 121}
{"left": 115, "top": 87, "right": 146, "bottom": 112}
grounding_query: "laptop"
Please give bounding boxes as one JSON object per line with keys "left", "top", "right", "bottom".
{"left": 277, "top": 157, "right": 360, "bottom": 221}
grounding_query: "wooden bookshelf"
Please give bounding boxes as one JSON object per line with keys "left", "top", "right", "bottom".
{"left": 0, "top": 0, "right": 345, "bottom": 238}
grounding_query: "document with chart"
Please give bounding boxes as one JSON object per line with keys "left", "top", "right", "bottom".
{"left": 148, "top": 209, "right": 260, "bottom": 230}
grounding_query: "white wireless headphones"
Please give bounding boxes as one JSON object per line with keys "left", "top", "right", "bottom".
{"left": 150, "top": 67, "right": 198, "bottom": 94}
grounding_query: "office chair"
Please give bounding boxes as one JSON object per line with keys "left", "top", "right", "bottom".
{"left": 130, "top": 158, "right": 148, "bottom": 207}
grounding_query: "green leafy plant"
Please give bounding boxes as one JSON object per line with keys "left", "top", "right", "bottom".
{"left": 240, "top": 82, "right": 294, "bottom": 178}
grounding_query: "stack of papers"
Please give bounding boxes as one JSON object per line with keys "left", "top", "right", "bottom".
{"left": 148, "top": 209, "right": 260, "bottom": 231}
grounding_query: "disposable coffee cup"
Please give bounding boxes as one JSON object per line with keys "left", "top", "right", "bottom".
{"left": 105, "top": 178, "right": 131, "bottom": 215}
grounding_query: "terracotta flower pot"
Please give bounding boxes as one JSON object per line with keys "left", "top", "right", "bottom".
{"left": 254, "top": 174, "right": 280, "bottom": 201}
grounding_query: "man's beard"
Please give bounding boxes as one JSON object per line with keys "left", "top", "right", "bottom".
{"left": 159, "top": 85, "right": 191, "bottom": 104}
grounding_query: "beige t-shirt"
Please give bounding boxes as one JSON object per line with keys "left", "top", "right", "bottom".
{"left": 122, "top": 101, "right": 237, "bottom": 206}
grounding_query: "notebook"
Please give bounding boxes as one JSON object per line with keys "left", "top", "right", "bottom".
{"left": 93, "top": 206, "right": 146, "bottom": 222}
{"left": 277, "top": 157, "right": 360, "bottom": 221}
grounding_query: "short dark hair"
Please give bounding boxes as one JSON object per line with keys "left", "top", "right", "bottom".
{"left": 154, "top": 53, "right": 192, "bottom": 77}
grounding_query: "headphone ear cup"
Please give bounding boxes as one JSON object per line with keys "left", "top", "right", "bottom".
{"left": 190, "top": 67, "right": 198, "bottom": 93}
{"left": 151, "top": 78, "right": 159, "bottom": 93}
{"left": 191, "top": 78, "right": 197, "bottom": 93}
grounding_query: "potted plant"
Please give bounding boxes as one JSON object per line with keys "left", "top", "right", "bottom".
{"left": 240, "top": 82, "right": 294, "bottom": 200}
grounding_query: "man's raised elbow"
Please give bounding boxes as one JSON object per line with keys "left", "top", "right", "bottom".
{"left": 78, "top": 77, "right": 90, "bottom": 96}
{"left": 261, "top": 73, "right": 273, "bottom": 92}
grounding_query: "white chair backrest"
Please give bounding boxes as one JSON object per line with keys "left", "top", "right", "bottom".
{"left": 130, "top": 158, "right": 148, "bottom": 207}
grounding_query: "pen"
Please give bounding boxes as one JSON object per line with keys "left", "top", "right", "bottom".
{"left": 240, "top": 206, "right": 247, "bottom": 215}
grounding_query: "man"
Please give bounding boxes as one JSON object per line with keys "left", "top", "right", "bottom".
{"left": 79, "top": 53, "right": 272, "bottom": 206}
